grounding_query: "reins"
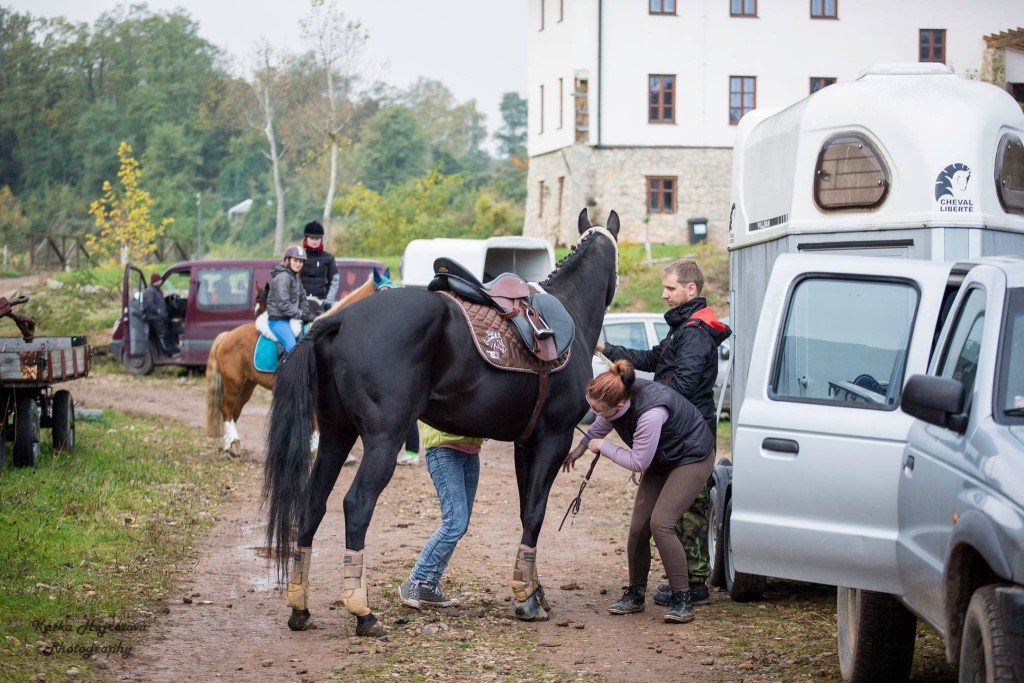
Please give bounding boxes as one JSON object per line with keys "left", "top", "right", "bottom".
{"left": 558, "top": 424, "right": 601, "bottom": 531}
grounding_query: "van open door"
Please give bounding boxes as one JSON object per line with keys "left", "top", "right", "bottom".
{"left": 121, "top": 264, "right": 153, "bottom": 375}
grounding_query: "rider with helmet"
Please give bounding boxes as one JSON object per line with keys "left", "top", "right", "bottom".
{"left": 299, "top": 221, "right": 339, "bottom": 313}
{"left": 268, "top": 246, "right": 317, "bottom": 353}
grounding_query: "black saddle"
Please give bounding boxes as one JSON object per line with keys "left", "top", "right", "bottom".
{"left": 428, "top": 257, "right": 574, "bottom": 360}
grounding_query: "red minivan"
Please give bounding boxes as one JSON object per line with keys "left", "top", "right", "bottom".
{"left": 111, "top": 257, "right": 386, "bottom": 375}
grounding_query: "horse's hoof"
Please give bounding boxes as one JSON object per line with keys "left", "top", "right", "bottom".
{"left": 287, "top": 608, "right": 314, "bottom": 631}
{"left": 355, "top": 613, "right": 386, "bottom": 637}
{"left": 225, "top": 440, "right": 241, "bottom": 457}
{"left": 536, "top": 584, "right": 551, "bottom": 611}
{"left": 514, "top": 587, "right": 550, "bottom": 622}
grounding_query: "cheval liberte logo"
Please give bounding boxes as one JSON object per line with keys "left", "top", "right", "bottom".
{"left": 934, "top": 163, "right": 975, "bottom": 213}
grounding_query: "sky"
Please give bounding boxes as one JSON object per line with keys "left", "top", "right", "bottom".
{"left": 8, "top": 0, "right": 527, "bottom": 145}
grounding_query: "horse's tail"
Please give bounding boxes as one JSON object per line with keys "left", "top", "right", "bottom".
{"left": 263, "top": 318, "right": 338, "bottom": 576}
{"left": 205, "top": 332, "right": 227, "bottom": 437}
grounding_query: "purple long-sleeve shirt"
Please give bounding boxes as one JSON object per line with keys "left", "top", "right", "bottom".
{"left": 581, "top": 399, "right": 669, "bottom": 472}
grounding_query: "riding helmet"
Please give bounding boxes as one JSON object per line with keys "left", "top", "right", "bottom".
{"left": 283, "top": 245, "right": 307, "bottom": 261}
{"left": 304, "top": 221, "right": 325, "bottom": 238}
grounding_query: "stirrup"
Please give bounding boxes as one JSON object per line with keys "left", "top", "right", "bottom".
{"left": 525, "top": 310, "right": 555, "bottom": 340}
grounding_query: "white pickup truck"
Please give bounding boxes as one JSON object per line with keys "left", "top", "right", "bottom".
{"left": 711, "top": 63, "right": 1024, "bottom": 682}
{"left": 729, "top": 253, "right": 1024, "bottom": 682}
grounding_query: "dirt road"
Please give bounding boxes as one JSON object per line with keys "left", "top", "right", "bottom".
{"left": 71, "top": 372, "right": 826, "bottom": 683}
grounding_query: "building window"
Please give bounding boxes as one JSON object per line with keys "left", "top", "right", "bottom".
{"left": 731, "top": 0, "right": 756, "bottom": 17}
{"left": 729, "top": 76, "right": 756, "bottom": 125}
{"left": 647, "top": 176, "right": 677, "bottom": 214}
{"left": 539, "top": 180, "right": 545, "bottom": 217}
{"left": 558, "top": 78, "right": 564, "bottom": 129}
{"left": 810, "top": 0, "right": 837, "bottom": 18}
{"left": 648, "top": 74, "right": 676, "bottom": 123}
{"left": 558, "top": 0, "right": 564, "bottom": 22}
{"left": 810, "top": 77, "right": 837, "bottom": 93}
{"left": 557, "top": 176, "right": 565, "bottom": 217}
{"left": 539, "top": 84, "right": 545, "bottom": 134}
{"left": 539, "top": 0, "right": 545, "bottom": 31}
{"left": 920, "top": 29, "right": 946, "bottom": 63}
{"left": 650, "top": 0, "right": 676, "bottom": 14}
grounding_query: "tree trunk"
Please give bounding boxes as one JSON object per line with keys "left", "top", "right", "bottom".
{"left": 322, "top": 138, "right": 338, "bottom": 241}
{"left": 261, "top": 81, "right": 286, "bottom": 255}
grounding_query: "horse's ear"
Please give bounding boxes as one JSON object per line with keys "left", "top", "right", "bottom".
{"left": 372, "top": 267, "right": 382, "bottom": 285}
{"left": 384, "top": 267, "right": 391, "bottom": 279}
{"left": 577, "top": 208, "right": 592, "bottom": 234}
{"left": 606, "top": 211, "right": 620, "bottom": 239}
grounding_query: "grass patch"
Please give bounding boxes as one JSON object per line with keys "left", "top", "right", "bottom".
{"left": 0, "top": 410, "right": 248, "bottom": 682}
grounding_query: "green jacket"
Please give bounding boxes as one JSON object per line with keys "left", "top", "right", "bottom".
{"left": 419, "top": 423, "right": 485, "bottom": 450}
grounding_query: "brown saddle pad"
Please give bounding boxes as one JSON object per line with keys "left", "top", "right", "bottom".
{"left": 439, "top": 291, "right": 571, "bottom": 374}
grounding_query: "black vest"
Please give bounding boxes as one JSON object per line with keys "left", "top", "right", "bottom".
{"left": 299, "top": 249, "right": 336, "bottom": 299}
{"left": 610, "top": 380, "right": 714, "bottom": 473}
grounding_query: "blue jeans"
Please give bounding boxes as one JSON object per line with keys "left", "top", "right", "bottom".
{"left": 268, "top": 318, "right": 297, "bottom": 353}
{"left": 409, "top": 446, "right": 480, "bottom": 586}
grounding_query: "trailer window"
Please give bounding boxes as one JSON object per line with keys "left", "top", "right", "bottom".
{"left": 813, "top": 134, "right": 889, "bottom": 211}
{"left": 995, "top": 133, "right": 1024, "bottom": 216}
{"left": 770, "top": 276, "right": 919, "bottom": 410}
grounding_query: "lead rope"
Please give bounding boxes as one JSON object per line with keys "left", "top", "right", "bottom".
{"left": 559, "top": 423, "right": 601, "bottom": 531}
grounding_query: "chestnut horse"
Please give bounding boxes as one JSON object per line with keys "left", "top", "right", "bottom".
{"left": 205, "top": 268, "right": 393, "bottom": 454}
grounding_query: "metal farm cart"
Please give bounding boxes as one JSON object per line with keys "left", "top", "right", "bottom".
{"left": 0, "top": 336, "right": 91, "bottom": 469}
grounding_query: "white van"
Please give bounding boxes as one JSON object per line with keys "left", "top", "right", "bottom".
{"left": 400, "top": 236, "right": 555, "bottom": 288}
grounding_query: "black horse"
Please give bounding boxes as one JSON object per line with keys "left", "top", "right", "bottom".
{"left": 263, "top": 209, "right": 620, "bottom": 636}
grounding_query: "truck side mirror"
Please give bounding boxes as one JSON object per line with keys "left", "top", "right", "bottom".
{"left": 901, "top": 374, "right": 967, "bottom": 434}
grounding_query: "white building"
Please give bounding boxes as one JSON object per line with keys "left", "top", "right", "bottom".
{"left": 525, "top": 0, "right": 1024, "bottom": 246}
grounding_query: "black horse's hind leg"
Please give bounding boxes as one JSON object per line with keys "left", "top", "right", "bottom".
{"left": 286, "top": 426, "right": 358, "bottom": 632}
{"left": 511, "top": 436, "right": 573, "bottom": 621}
{"left": 339, "top": 436, "right": 404, "bottom": 637}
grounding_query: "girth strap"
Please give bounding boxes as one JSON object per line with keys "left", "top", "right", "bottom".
{"left": 516, "top": 369, "right": 550, "bottom": 443}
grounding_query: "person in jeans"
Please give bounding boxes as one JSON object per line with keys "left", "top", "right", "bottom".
{"left": 399, "top": 424, "right": 484, "bottom": 609}
{"left": 597, "top": 259, "right": 731, "bottom": 607}
{"left": 267, "top": 245, "right": 316, "bottom": 353}
{"left": 564, "top": 360, "right": 715, "bottom": 623}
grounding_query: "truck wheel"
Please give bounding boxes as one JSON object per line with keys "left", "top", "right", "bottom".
{"left": 837, "top": 586, "right": 916, "bottom": 683}
{"left": 708, "top": 485, "right": 726, "bottom": 588}
{"left": 959, "top": 585, "right": 1017, "bottom": 683}
{"left": 52, "top": 390, "right": 75, "bottom": 452}
{"left": 124, "top": 349, "right": 154, "bottom": 376}
{"left": 12, "top": 394, "right": 40, "bottom": 467}
{"left": 724, "top": 497, "right": 768, "bottom": 601}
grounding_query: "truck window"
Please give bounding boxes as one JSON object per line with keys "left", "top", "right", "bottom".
{"left": 998, "top": 288, "right": 1024, "bottom": 417}
{"left": 197, "top": 268, "right": 251, "bottom": 309}
{"left": 770, "top": 277, "right": 919, "bottom": 409}
{"left": 937, "top": 287, "right": 985, "bottom": 402}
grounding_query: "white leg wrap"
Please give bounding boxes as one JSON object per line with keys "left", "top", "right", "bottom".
{"left": 222, "top": 420, "right": 240, "bottom": 451}
{"left": 287, "top": 547, "right": 312, "bottom": 611}
{"left": 341, "top": 549, "right": 371, "bottom": 617}
{"left": 511, "top": 544, "right": 539, "bottom": 602}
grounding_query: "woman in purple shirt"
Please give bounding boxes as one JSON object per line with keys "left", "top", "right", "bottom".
{"left": 563, "top": 359, "right": 715, "bottom": 623}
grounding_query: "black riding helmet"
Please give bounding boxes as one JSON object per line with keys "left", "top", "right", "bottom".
{"left": 304, "top": 221, "right": 325, "bottom": 238}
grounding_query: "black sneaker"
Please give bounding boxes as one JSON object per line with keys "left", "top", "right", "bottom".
{"left": 654, "top": 581, "right": 711, "bottom": 606}
{"left": 664, "top": 589, "right": 695, "bottom": 623}
{"left": 417, "top": 582, "right": 460, "bottom": 608}
{"left": 608, "top": 585, "right": 646, "bottom": 614}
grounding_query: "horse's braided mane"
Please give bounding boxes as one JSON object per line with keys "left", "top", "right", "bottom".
{"left": 539, "top": 230, "right": 598, "bottom": 288}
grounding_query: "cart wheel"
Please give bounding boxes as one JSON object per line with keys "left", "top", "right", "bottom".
{"left": 12, "top": 394, "right": 40, "bottom": 468}
{"left": 52, "top": 389, "right": 75, "bottom": 452}
{"left": 124, "top": 348, "right": 154, "bottom": 376}
{"left": 0, "top": 420, "right": 6, "bottom": 471}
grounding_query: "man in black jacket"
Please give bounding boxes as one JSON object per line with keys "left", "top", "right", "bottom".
{"left": 142, "top": 273, "right": 181, "bottom": 359}
{"left": 299, "top": 221, "right": 339, "bottom": 313}
{"left": 597, "top": 259, "right": 731, "bottom": 606}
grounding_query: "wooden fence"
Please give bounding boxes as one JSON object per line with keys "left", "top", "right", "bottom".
{"left": 28, "top": 236, "right": 191, "bottom": 270}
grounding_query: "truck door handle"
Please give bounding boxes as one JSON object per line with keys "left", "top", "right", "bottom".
{"left": 762, "top": 438, "right": 799, "bottom": 454}
{"left": 904, "top": 455, "right": 915, "bottom": 473}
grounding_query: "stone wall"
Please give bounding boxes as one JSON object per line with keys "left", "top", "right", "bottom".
{"left": 524, "top": 145, "right": 733, "bottom": 247}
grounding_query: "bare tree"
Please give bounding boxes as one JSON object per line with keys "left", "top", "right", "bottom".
{"left": 300, "top": 0, "right": 373, "bottom": 243}
{"left": 243, "top": 39, "right": 290, "bottom": 254}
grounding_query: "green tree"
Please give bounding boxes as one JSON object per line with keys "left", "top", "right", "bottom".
{"left": 357, "top": 105, "right": 428, "bottom": 192}
{"left": 495, "top": 91, "right": 527, "bottom": 159}
{"left": 402, "top": 78, "right": 489, "bottom": 173}
{"left": 86, "top": 141, "right": 172, "bottom": 267}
